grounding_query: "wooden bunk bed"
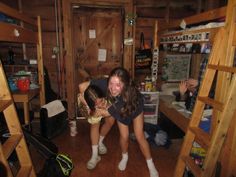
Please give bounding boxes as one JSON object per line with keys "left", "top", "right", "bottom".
{"left": 158, "top": 6, "right": 226, "bottom": 133}
{"left": 0, "top": 2, "right": 46, "bottom": 176}
{"left": 158, "top": 6, "right": 226, "bottom": 42}
{"left": 0, "top": 2, "right": 45, "bottom": 124}
{"left": 158, "top": 3, "right": 236, "bottom": 176}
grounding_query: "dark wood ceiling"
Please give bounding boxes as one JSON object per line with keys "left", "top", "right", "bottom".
{"left": 0, "top": 0, "right": 227, "bottom": 20}
{"left": 134, "top": 0, "right": 227, "bottom": 19}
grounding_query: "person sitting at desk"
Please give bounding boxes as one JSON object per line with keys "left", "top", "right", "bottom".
{"left": 175, "top": 56, "right": 214, "bottom": 112}
{"left": 175, "top": 78, "right": 198, "bottom": 111}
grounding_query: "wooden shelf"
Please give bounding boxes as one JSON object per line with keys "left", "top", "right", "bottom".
{"left": 159, "top": 7, "right": 226, "bottom": 31}
{"left": 158, "top": 7, "right": 226, "bottom": 46}
{"left": 160, "top": 28, "right": 219, "bottom": 44}
{"left": 3, "top": 64, "right": 38, "bottom": 74}
{"left": 0, "top": 22, "right": 37, "bottom": 43}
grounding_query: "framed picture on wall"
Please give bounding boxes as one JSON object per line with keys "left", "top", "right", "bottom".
{"left": 162, "top": 54, "right": 191, "bottom": 82}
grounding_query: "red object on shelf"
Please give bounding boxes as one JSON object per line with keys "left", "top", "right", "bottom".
{"left": 17, "top": 77, "right": 30, "bottom": 91}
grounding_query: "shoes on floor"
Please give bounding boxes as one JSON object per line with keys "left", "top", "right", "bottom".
{"left": 98, "top": 143, "right": 107, "bottom": 155}
{"left": 87, "top": 156, "right": 101, "bottom": 170}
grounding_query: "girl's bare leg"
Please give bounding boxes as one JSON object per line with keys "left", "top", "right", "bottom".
{"left": 133, "top": 113, "right": 159, "bottom": 177}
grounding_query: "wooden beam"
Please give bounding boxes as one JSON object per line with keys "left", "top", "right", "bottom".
{"left": 70, "top": 0, "right": 130, "bottom": 5}
{"left": 135, "top": 0, "right": 198, "bottom": 8}
{"left": 123, "top": 0, "right": 134, "bottom": 74}
{"left": 0, "top": 22, "right": 37, "bottom": 43}
{"left": 62, "top": 0, "right": 76, "bottom": 119}
{"left": 0, "top": 2, "right": 36, "bottom": 26}
{"left": 57, "top": 0, "right": 65, "bottom": 99}
{"left": 160, "top": 6, "right": 226, "bottom": 31}
{"left": 37, "top": 16, "right": 45, "bottom": 106}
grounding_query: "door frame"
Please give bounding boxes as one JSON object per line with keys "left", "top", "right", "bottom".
{"left": 62, "top": 0, "right": 134, "bottom": 119}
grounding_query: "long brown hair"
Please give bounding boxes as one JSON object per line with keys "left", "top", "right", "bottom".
{"left": 108, "top": 67, "right": 140, "bottom": 118}
{"left": 84, "top": 85, "right": 104, "bottom": 111}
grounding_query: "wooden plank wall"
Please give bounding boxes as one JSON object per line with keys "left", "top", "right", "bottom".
{"left": 135, "top": 18, "right": 156, "bottom": 50}
{"left": 21, "top": 0, "right": 60, "bottom": 95}
{"left": 0, "top": 0, "right": 59, "bottom": 96}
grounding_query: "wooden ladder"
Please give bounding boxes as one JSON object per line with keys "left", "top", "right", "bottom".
{"left": 174, "top": 3, "right": 236, "bottom": 177}
{"left": 0, "top": 60, "right": 36, "bottom": 177}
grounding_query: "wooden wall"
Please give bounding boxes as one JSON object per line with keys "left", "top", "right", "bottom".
{"left": 62, "top": 0, "right": 134, "bottom": 119}
{"left": 0, "top": 0, "right": 226, "bottom": 91}
{"left": 21, "top": 0, "right": 60, "bottom": 94}
{"left": 0, "top": 0, "right": 227, "bottom": 117}
{"left": 0, "top": 0, "right": 60, "bottom": 96}
{"left": 135, "top": 18, "right": 156, "bottom": 50}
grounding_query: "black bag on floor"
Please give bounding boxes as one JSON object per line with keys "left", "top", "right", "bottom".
{"left": 22, "top": 127, "right": 58, "bottom": 158}
{"left": 22, "top": 127, "right": 73, "bottom": 177}
{"left": 38, "top": 154, "right": 74, "bottom": 177}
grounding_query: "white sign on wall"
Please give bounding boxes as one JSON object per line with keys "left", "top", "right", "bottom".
{"left": 98, "top": 49, "right": 107, "bottom": 62}
{"left": 89, "top": 29, "right": 96, "bottom": 39}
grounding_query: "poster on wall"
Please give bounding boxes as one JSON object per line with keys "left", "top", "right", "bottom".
{"left": 98, "top": 49, "right": 107, "bottom": 62}
{"left": 162, "top": 54, "right": 191, "bottom": 82}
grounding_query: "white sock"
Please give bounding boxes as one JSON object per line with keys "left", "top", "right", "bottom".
{"left": 98, "top": 135, "right": 105, "bottom": 145}
{"left": 118, "top": 152, "right": 128, "bottom": 171}
{"left": 146, "top": 159, "right": 159, "bottom": 177}
{"left": 91, "top": 145, "right": 98, "bottom": 159}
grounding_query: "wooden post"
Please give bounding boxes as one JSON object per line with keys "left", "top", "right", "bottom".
{"left": 123, "top": 0, "right": 134, "bottom": 75}
{"left": 18, "top": 0, "right": 27, "bottom": 60}
{"left": 37, "top": 16, "right": 45, "bottom": 106}
{"left": 62, "top": 0, "right": 76, "bottom": 120}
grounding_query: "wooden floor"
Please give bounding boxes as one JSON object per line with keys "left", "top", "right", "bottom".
{"left": 30, "top": 119, "right": 183, "bottom": 177}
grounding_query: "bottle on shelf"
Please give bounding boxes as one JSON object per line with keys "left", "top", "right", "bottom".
{"left": 145, "top": 76, "right": 152, "bottom": 92}
{"left": 151, "top": 76, "right": 157, "bottom": 91}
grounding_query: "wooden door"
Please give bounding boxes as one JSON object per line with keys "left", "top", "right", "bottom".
{"left": 72, "top": 6, "right": 123, "bottom": 82}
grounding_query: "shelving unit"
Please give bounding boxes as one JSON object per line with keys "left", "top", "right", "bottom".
{"left": 141, "top": 91, "right": 159, "bottom": 124}
{"left": 0, "top": 2, "right": 45, "bottom": 176}
{"left": 0, "top": 2, "right": 45, "bottom": 106}
{"left": 157, "top": 7, "right": 226, "bottom": 84}
{"left": 156, "top": 2, "right": 236, "bottom": 176}
{"left": 3, "top": 64, "right": 37, "bottom": 74}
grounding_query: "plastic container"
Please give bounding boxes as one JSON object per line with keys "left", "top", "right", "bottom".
{"left": 17, "top": 77, "right": 30, "bottom": 91}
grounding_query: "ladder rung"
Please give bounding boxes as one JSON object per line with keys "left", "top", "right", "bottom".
{"left": 16, "top": 165, "right": 32, "bottom": 177}
{"left": 208, "top": 64, "right": 236, "bottom": 73}
{"left": 182, "top": 156, "right": 202, "bottom": 177}
{"left": 0, "top": 99, "right": 12, "bottom": 112}
{"left": 189, "top": 127, "right": 210, "bottom": 150}
{"left": 198, "top": 96, "right": 224, "bottom": 111}
{"left": 2, "top": 134, "right": 23, "bottom": 159}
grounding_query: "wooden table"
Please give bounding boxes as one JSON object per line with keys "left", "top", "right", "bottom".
{"left": 159, "top": 95, "right": 191, "bottom": 133}
{"left": 12, "top": 88, "right": 39, "bottom": 124}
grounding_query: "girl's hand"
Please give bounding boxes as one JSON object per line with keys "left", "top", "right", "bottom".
{"left": 179, "top": 81, "right": 187, "bottom": 95}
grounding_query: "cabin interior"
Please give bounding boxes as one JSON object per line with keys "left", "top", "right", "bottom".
{"left": 0, "top": 0, "right": 236, "bottom": 177}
